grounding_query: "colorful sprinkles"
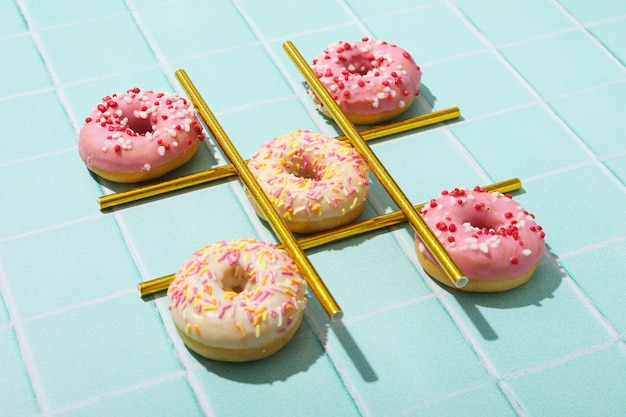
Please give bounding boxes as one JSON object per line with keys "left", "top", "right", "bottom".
{"left": 308, "top": 38, "right": 422, "bottom": 115}
{"left": 417, "top": 186, "right": 546, "bottom": 280}
{"left": 79, "top": 87, "right": 205, "bottom": 174}
{"left": 168, "top": 239, "right": 307, "bottom": 348}
{"left": 247, "top": 130, "right": 370, "bottom": 224}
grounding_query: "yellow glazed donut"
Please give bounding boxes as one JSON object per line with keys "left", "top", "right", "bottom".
{"left": 247, "top": 130, "right": 370, "bottom": 234}
{"left": 415, "top": 186, "right": 546, "bottom": 292}
{"left": 168, "top": 239, "right": 307, "bottom": 362}
{"left": 309, "top": 38, "right": 422, "bottom": 125}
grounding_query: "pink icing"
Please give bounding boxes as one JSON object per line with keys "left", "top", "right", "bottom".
{"left": 416, "top": 187, "right": 546, "bottom": 281}
{"left": 78, "top": 88, "right": 204, "bottom": 174}
{"left": 308, "top": 37, "right": 422, "bottom": 116}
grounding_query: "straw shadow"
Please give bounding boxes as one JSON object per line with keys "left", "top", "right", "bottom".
{"left": 433, "top": 249, "right": 565, "bottom": 341}
{"left": 193, "top": 315, "right": 327, "bottom": 384}
{"left": 303, "top": 297, "right": 379, "bottom": 383}
{"left": 94, "top": 145, "right": 231, "bottom": 211}
{"left": 330, "top": 322, "right": 378, "bottom": 382}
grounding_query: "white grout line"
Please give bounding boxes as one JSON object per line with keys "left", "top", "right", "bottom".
{"left": 0, "top": 261, "right": 49, "bottom": 412}
{"left": 548, "top": 0, "right": 626, "bottom": 70}
{"left": 504, "top": 339, "right": 617, "bottom": 381}
{"left": 544, "top": 78, "right": 626, "bottom": 103}
{"left": 117, "top": 3, "right": 223, "bottom": 417}
{"left": 558, "top": 235, "right": 626, "bottom": 260}
{"left": 1, "top": 1, "right": 624, "bottom": 416}
{"left": 0, "top": 145, "right": 77, "bottom": 169}
{"left": 44, "top": 370, "right": 188, "bottom": 416}
{"left": 229, "top": 3, "right": 384, "bottom": 416}
{"left": 20, "top": 288, "right": 137, "bottom": 324}
{"left": 230, "top": 0, "right": 337, "bottom": 137}
{"left": 446, "top": 0, "right": 626, "bottom": 193}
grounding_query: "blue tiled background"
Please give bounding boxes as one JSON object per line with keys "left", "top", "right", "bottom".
{"left": 1, "top": 1, "right": 625, "bottom": 416}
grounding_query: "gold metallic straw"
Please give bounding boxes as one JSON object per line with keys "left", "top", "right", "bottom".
{"left": 175, "top": 69, "right": 343, "bottom": 322}
{"left": 98, "top": 108, "right": 461, "bottom": 210}
{"left": 138, "top": 178, "right": 522, "bottom": 297}
{"left": 283, "top": 40, "right": 468, "bottom": 288}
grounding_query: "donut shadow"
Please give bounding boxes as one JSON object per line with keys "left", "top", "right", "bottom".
{"left": 95, "top": 143, "right": 227, "bottom": 209}
{"left": 192, "top": 313, "right": 328, "bottom": 384}
{"left": 432, "top": 248, "right": 565, "bottom": 341}
{"left": 301, "top": 80, "right": 459, "bottom": 133}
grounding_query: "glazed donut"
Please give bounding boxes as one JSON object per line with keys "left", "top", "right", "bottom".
{"left": 78, "top": 87, "right": 205, "bottom": 183}
{"left": 415, "top": 186, "right": 545, "bottom": 292}
{"left": 247, "top": 130, "right": 370, "bottom": 234}
{"left": 308, "top": 37, "right": 422, "bottom": 125}
{"left": 168, "top": 239, "right": 307, "bottom": 362}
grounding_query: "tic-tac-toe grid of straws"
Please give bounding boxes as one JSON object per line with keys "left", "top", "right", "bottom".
{"left": 1, "top": 1, "right": 625, "bottom": 416}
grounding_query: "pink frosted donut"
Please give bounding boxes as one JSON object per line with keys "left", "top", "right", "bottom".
{"left": 308, "top": 38, "right": 422, "bottom": 124}
{"left": 168, "top": 239, "right": 307, "bottom": 362}
{"left": 247, "top": 130, "right": 370, "bottom": 234}
{"left": 78, "top": 88, "right": 205, "bottom": 183}
{"left": 415, "top": 186, "right": 546, "bottom": 292}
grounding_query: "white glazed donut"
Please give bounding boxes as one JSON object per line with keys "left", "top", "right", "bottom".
{"left": 168, "top": 239, "right": 307, "bottom": 362}
{"left": 309, "top": 38, "right": 422, "bottom": 124}
{"left": 246, "top": 130, "right": 370, "bottom": 234}
{"left": 415, "top": 186, "right": 546, "bottom": 292}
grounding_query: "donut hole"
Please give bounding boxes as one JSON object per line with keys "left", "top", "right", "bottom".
{"left": 221, "top": 265, "right": 249, "bottom": 294}
{"left": 126, "top": 116, "right": 153, "bottom": 135}
{"left": 346, "top": 56, "right": 374, "bottom": 76}
{"left": 283, "top": 154, "right": 321, "bottom": 180}
{"left": 460, "top": 210, "right": 504, "bottom": 232}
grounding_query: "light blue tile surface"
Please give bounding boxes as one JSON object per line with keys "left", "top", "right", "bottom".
{"left": 116, "top": 182, "right": 260, "bottom": 279}
{"left": 174, "top": 44, "right": 293, "bottom": 114}
{"left": 548, "top": 81, "right": 626, "bottom": 157}
{"left": 322, "top": 299, "right": 492, "bottom": 416}
{"left": 556, "top": 0, "right": 626, "bottom": 24}
{"left": 55, "top": 376, "right": 204, "bottom": 417}
{"left": 0, "top": 0, "right": 27, "bottom": 36}
{"left": 194, "top": 319, "right": 361, "bottom": 417}
{"left": 0, "top": 216, "right": 139, "bottom": 320}
{"left": 605, "top": 154, "right": 626, "bottom": 185}
{"left": 0, "top": 151, "right": 101, "bottom": 240}
{"left": 520, "top": 165, "right": 626, "bottom": 254}
{"left": 444, "top": 254, "right": 614, "bottom": 375}
{"left": 589, "top": 16, "right": 626, "bottom": 66}
{"left": 373, "top": 128, "right": 487, "bottom": 205}
{"left": 560, "top": 239, "right": 626, "bottom": 336}
{"left": 20, "top": 293, "right": 183, "bottom": 410}
{"left": 1, "top": 0, "right": 625, "bottom": 415}
{"left": 365, "top": 4, "right": 487, "bottom": 64}
{"left": 234, "top": 0, "right": 353, "bottom": 40}
{"left": 454, "top": 0, "right": 576, "bottom": 46}
{"left": 308, "top": 232, "right": 432, "bottom": 317}
{"left": 1, "top": 91, "right": 76, "bottom": 164}
{"left": 135, "top": 0, "right": 256, "bottom": 62}
{"left": 506, "top": 344, "right": 626, "bottom": 417}
{"left": 421, "top": 51, "right": 536, "bottom": 118}
{"left": 0, "top": 35, "right": 52, "bottom": 96}
{"left": 217, "top": 98, "right": 320, "bottom": 158}
{"left": 20, "top": 0, "right": 129, "bottom": 28}
{"left": 346, "top": 0, "right": 438, "bottom": 19}
{"left": 0, "top": 291, "right": 9, "bottom": 325}
{"left": 0, "top": 328, "right": 39, "bottom": 417}
{"left": 500, "top": 29, "right": 625, "bottom": 99}
{"left": 450, "top": 105, "right": 592, "bottom": 180}
{"left": 405, "top": 383, "right": 518, "bottom": 417}
{"left": 37, "top": 14, "right": 157, "bottom": 84}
